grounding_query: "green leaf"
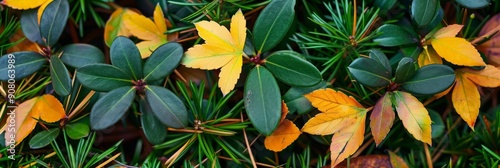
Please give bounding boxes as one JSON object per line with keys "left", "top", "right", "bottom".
{"left": 143, "top": 42, "right": 183, "bottom": 82}
{"left": 0, "top": 52, "right": 46, "bottom": 81}
{"left": 455, "top": 0, "right": 491, "bottom": 9}
{"left": 50, "top": 55, "right": 72, "bottom": 96}
{"left": 65, "top": 122, "right": 90, "bottom": 139}
{"left": 76, "top": 64, "right": 132, "bottom": 92}
{"left": 252, "top": 0, "right": 296, "bottom": 53}
{"left": 140, "top": 99, "right": 167, "bottom": 145}
{"left": 429, "top": 109, "right": 444, "bottom": 138}
{"left": 60, "top": 44, "right": 105, "bottom": 68}
{"left": 283, "top": 81, "right": 328, "bottom": 114}
{"left": 374, "top": 0, "right": 397, "bottom": 11}
{"left": 348, "top": 57, "right": 392, "bottom": 88}
{"left": 40, "top": 0, "right": 69, "bottom": 47}
{"left": 145, "top": 85, "right": 188, "bottom": 128}
{"left": 265, "top": 51, "right": 321, "bottom": 87}
{"left": 110, "top": 36, "right": 143, "bottom": 80}
{"left": 244, "top": 66, "right": 281, "bottom": 135}
{"left": 20, "top": 10, "right": 43, "bottom": 45}
{"left": 369, "top": 49, "right": 392, "bottom": 76}
{"left": 394, "top": 57, "right": 417, "bottom": 83}
{"left": 402, "top": 64, "right": 455, "bottom": 95}
{"left": 373, "top": 24, "right": 419, "bottom": 47}
{"left": 91, "top": 86, "right": 135, "bottom": 130}
{"left": 411, "top": 0, "right": 440, "bottom": 27}
{"left": 29, "top": 128, "right": 60, "bottom": 149}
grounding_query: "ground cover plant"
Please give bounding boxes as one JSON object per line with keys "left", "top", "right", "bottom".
{"left": 1, "top": 0, "right": 500, "bottom": 167}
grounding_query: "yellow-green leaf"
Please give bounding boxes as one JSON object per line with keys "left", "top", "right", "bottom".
{"left": 4, "top": 95, "right": 66, "bottom": 146}
{"left": 104, "top": 7, "right": 134, "bottom": 47}
{"left": 182, "top": 10, "right": 246, "bottom": 95}
{"left": 462, "top": 65, "right": 500, "bottom": 87}
{"left": 264, "top": 119, "right": 301, "bottom": 152}
{"left": 452, "top": 71, "right": 480, "bottom": 129}
{"left": 431, "top": 37, "right": 486, "bottom": 66}
{"left": 388, "top": 151, "right": 409, "bottom": 168}
{"left": 394, "top": 91, "right": 432, "bottom": 145}
{"left": 1, "top": 0, "right": 48, "bottom": 10}
{"left": 418, "top": 46, "right": 442, "bottom": 67}
{"left": 330, "top": 111, "right": 367, "bottom": 167}
{"left": 432, "top": 24, "right": 463, "bottom": 39}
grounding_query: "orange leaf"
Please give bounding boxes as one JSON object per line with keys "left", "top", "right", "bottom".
{"left": 462, "top": 65, "right": 500, "bottom": 87}
{"left": 1, "top": 0, "right": 48, "bottom": 10}
{"left": 370, "top": 93, "right": 395, "bottom": 146}
{"left": 4, "top": 95, "right": 66, "bottom": 146}
{"left": 432, "top": 24, "right": 463, "bottom": 39}
{"left": 280, "top": 101, "right": 289, "bottom": 124}
{"left": 330, "top": 111, "right": 367, "bottom": 167}
{"left": 264, "top": 119, "right": 301, "bottom": 152}
{"left": 431, "top": 37, "right": 486, "bottom": 66}
{"left": 302, "top": 112, "right": 358, "bottom": 135}
{"left": 104, "top": 7, "right": 134, "bottom": 47}
{"left": 304, "top": 88, "right": 364, "bottom": 114}
{"left": 388, "top": 151, "right": 409, "bottom": 168}
{"left": 393, "top": 91, "right": 432, "bottom": 145}
{"left": 418, "top": 46, "right": 442, "bottom": 67}
{"left": 452, "top": 71, "right": 480, "bottom": 129}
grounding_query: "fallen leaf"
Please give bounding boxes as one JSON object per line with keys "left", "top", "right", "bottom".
{"left": 388, "top": 151, "right": 409, "bottom": 168}
{"left": 104, "top": 7, "right": 134, "bottom": 47}
{"left": 462, "top": 65, "right": 500, "bottom": 87}
{"left": 393, "top": 91, "right": 432, "bottom": 145}
{"left": 417, "top": 46, "right": 442, "bottom": 67}
{"left": 432, "top": 24, "right": 463, "bottom": 39}
{"left": 181, "top": 10, "right": 246, "bottom": 95}
{"left": 4, "top": 95, "right": 66, "bottom": 146}
{"left": 431, "top": 37, "right": 486, "bottom": 66}
{"left": 370, "top": 93, "right": 395, "bottom": 146}
{"left": 123, "top": 4, "right": 168, "bottom": 58}
{"left": 264, "top": 119, "right": 301, "bottom": 152}
{"left": 477, "top": 13, "right": 500, "bottom": 66}
{"left": 334, "top": 154, "right": 392, "bottom": 168}
{"left": 1, "top": 0, "right": 48, "bottom": 10}
{"left": 302, "top": 88, "right": 368, "bottom": 167}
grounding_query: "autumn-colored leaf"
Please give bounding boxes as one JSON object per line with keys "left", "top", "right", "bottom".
{"left": 181, "top": 10, "right": 246, "bottom": 95}
{"left": 264, "top": 119, "right": 301, "bottom": 152}
{"left": 4, "top": 95, "right": 66, "bottom": 146}
{"left": 302, "top": 88, "right": 368, "bottom": 167}
{"left": 104, "top": 7, "right": 133, "bottom": 47}
{"left": 36, "top": 0, "right": 52, "bottom": 24}
{"left": 418, "top": 46, "right": 442, "bottom": 67}
{"left": 477, "top": 13, "right": 500, "bottom": 66}
{"left": 432, "top": 24, "right": 463, "bottom": 39}
{"left": 462, "top": 65, "right": 500, "bottom": 87}
{"left": 393, "top": 91, "right": 432, "bottom": 145}
{"left": 452, "top": 71, "right": 480, "bottom": 129}
{"left": 330, "top": 111, "right": 367, "bottom": 167}
{"left": 431, "top": 37, "right": 486, "bottom": 66}
{"left": 7, "top": 29, "right": 40, "bottom": 53}
{"left": 335, "top": 154, "right": 392, "bottom": 168}
{"left": 123, "top": 4, "right": 169, "bottom": 58}
{"left": 280, "top": 101, "right": 289, "bottom": 123}
{"left": 388, "top": 151, "right": 409, "bottom": 168}
{"left": 370, "top": 93, "right": 395, "bottom": 146}
{"left": 1, "top": 0, "right": 48, "bottom": 10}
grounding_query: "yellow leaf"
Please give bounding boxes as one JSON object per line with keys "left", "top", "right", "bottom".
{"left": 264, "top": 119, "right": 301, "bottom": 152}
{"left": 4, "top": 95, "right": 66, "bottom": 146}
{"left": 104, "top": 8, "right": 134, "bottom": 47}
{"left": 418, "top": 46, "right": 442, "bottom": 67}
{"left": 462, "top": 65, "right": 500, "bottom": 87}
{"left": 136, "top": 40, "right": 166, "bottom": 58}
{"left": 153, "top": 4, "right": 167, "bottom": 37}
{"left": 452, "top": 71, "right": 480, "bottom": 129}
{"left": 182, "top": 10, "right": 246, "bottom": 95}
{"left": 37, "top": 0, "right": 53, "bottom": 25}
{"left": 124, "top": 10, "right": 163, "bottom": 41}
{"left": 330, "top": 112, "right": 367, "bottom": 167}
{"left": 370, "top": 93, "right": 395, "bottom": 146}
{"left": 393, "top": 91, "right": 432, "bottom": 145}
{"left": 302, "top": 112, "right": 358, "bottom": 135}
{"left": 388, "top": 151, "right": 409, "bottom": 168}
{"left": 431, "top": 37, "right": 486, "bottom": 66}
{"left": 304, "top": 88, "right": 364, "bottom": 114}
{"left": 1, "top": 0, "right": 48, "bottom": 10}
{"left": 432, "top": 24, "right": 463, "bottom": 39}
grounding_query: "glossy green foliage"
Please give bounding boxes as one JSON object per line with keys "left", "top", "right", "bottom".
{"left": 40, "top": 0, "right": 69, "bottom": 47}
{"left": 265, "top": 51, "right": 321, "bottom": 87}
{"left": 401, "top": 64, "right": 455, "bottom": 95}
{"left": 252, "top": 0, "right": 295, "bottom": 53}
